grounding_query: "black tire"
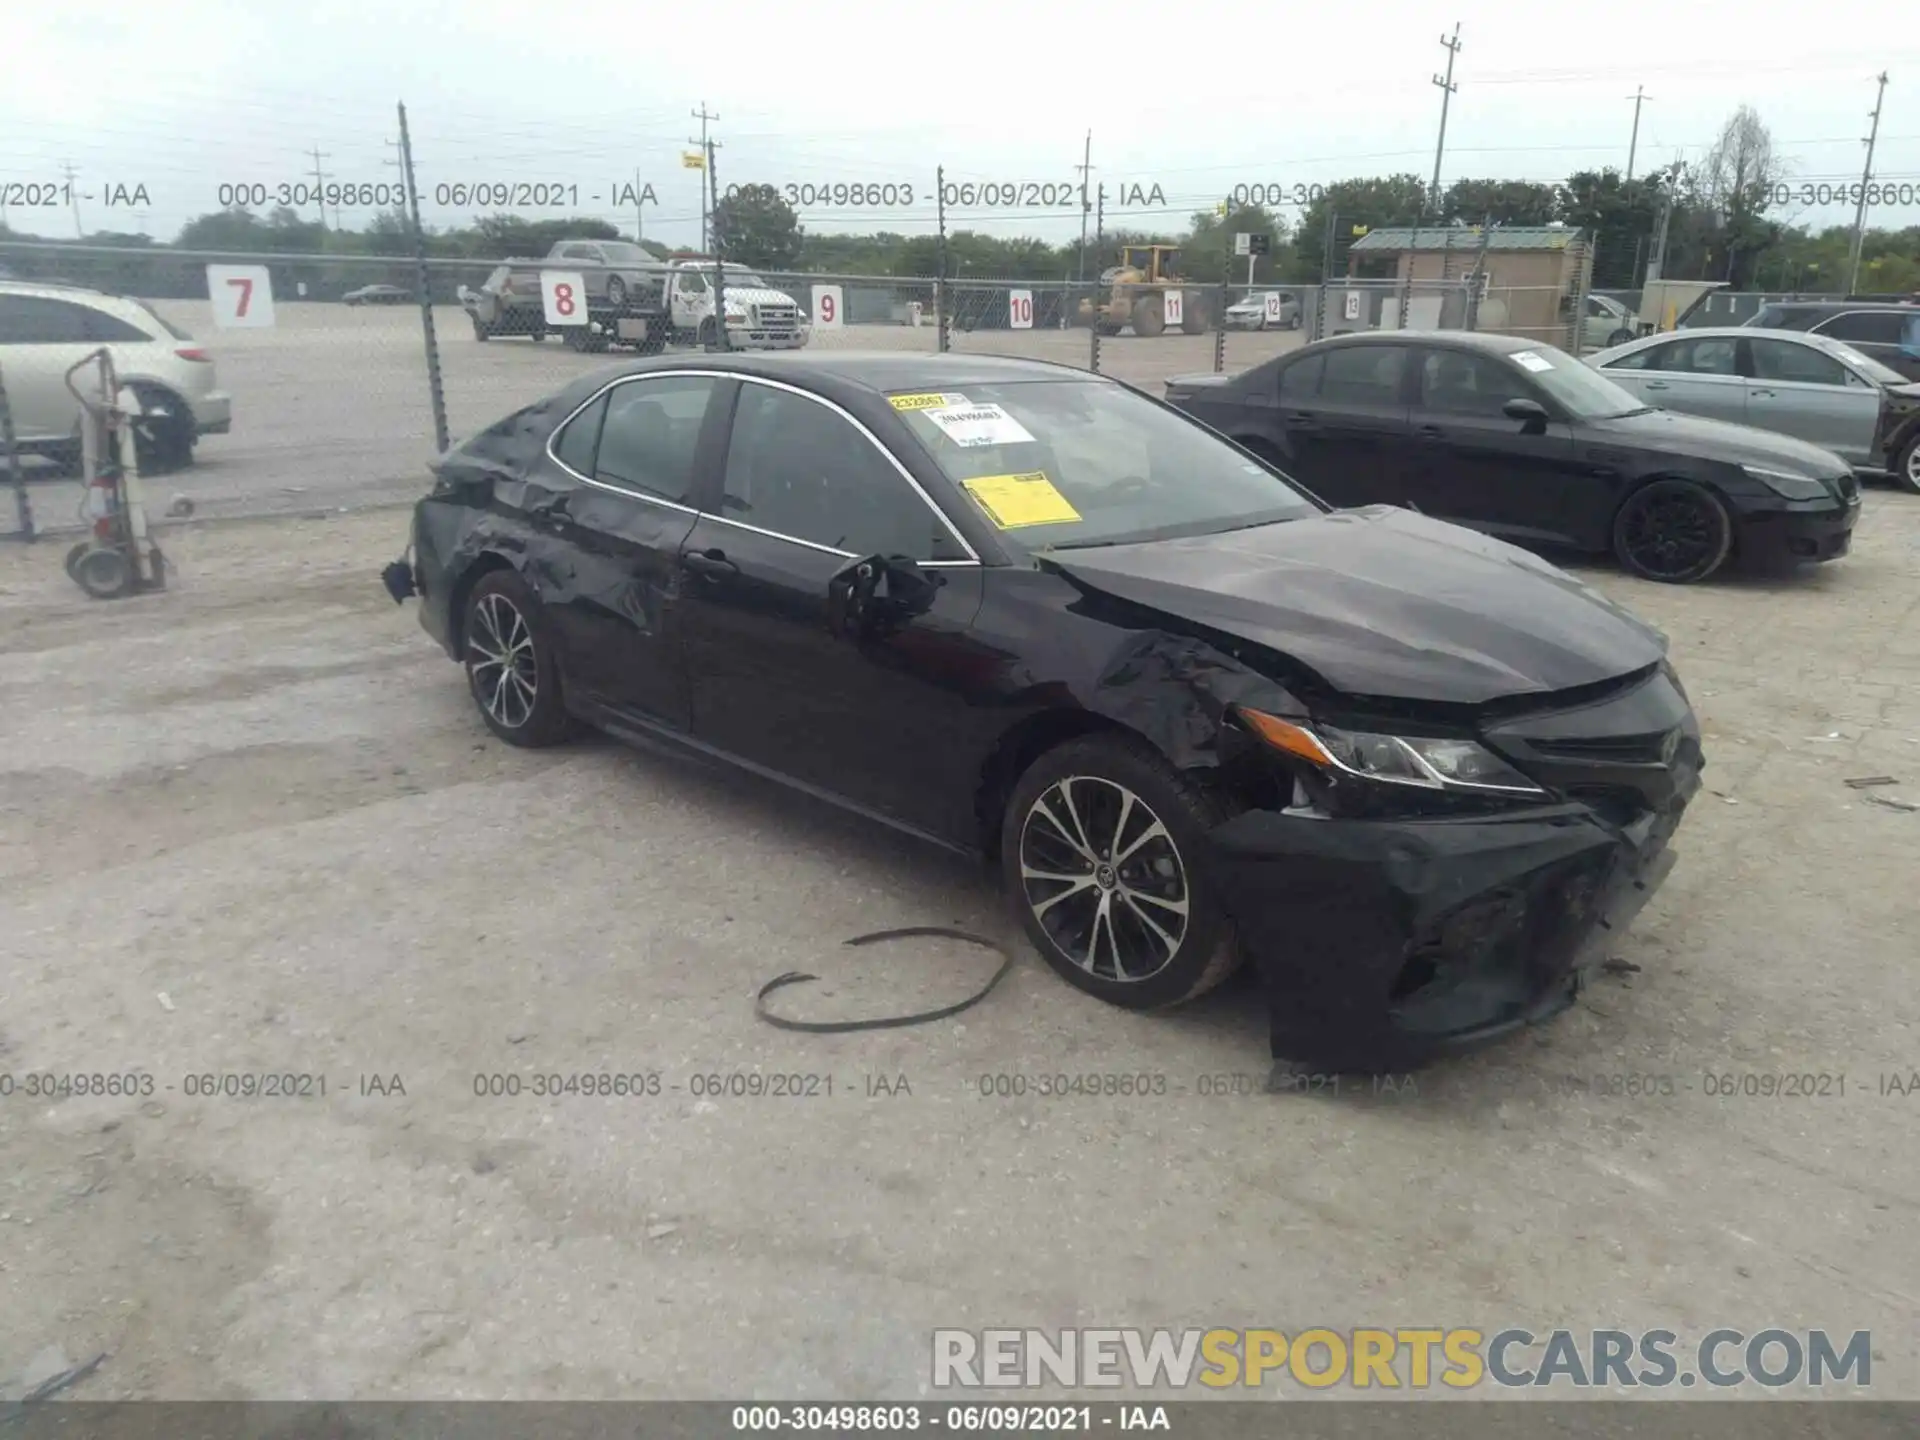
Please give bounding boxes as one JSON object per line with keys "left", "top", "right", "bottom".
{"left": 605, "top": 275, "right": 628, "bottom": 307}
{"left": 1612, "top": 479, "right": 1734, "bottom": 583}
{"left": 73, "top": 546, "right": 134, "bottom": 600}
{"left": 1000, "top": 734, "right": 1243, "bottom": 1011}
{"left": 636, "top": 327, "right": 668, "bottom": 356}
{"left": 1894, "top": 431, "right": 1920, "bottom": 495}
{"left": 129, "top": 385, "right": 195, "bottom": 476}
{"left": 1179, "top": 296, "right": 1207, "bottom": 335}
{"left": 1607, "top": 327, "right": 1635, "bottom": 348}
{"left": 696, "top": 317, "right": 718, "bottom": 348}
{"left": 64, "top": 541, "right": 90, "bottom": 580}
{"left": 528, "top": 326, "right": 546, "bottom": 343}
{"left": 472, "top": 318, "right": 491, "bottom": 342}
{"left": 461, "top": 569, "right": 577, "bottom": 747}
{"left": 1132, "top": 296, "right": 1165, "bottom": 338}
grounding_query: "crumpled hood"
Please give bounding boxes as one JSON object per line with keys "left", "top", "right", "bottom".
{"left": 1593, "top": 407, "right": 1849, "bottom": 475}
{"left": 1046, "top": 506, "right": 1666, "bottom": 705}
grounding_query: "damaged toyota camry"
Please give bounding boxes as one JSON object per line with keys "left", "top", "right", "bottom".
{"left": 384, "top": 352, "right": 1704, "bottom": 1078}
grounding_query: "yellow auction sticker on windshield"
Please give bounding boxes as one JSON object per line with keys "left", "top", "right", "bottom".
{"left": 961, "top": 472, "right": 1082, "bottom": 529}
{"left": 889, "top": 391, "right": 969, "bottom": 412}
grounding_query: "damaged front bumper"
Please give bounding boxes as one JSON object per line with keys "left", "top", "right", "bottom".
{"left": 1208, "top": 772, "right": 1696, "bottom": 1075}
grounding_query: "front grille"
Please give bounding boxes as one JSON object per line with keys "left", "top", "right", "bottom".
{"left": 754, "top": 304, "right": 799, "bottom": 328}
{"left": 1529, "top": 730, "right": 1675, "bottom": 765}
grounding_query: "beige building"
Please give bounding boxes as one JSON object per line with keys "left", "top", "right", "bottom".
{"left": 1344, "top": 224, "right": 1595, "bottom": 349}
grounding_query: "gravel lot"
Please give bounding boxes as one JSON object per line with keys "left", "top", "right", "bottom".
{"left": 5, "top": 302, "right": 1302, "bottom": 530}
{"left": 2, "top": 476, "right": 1918, "bottom": 1403}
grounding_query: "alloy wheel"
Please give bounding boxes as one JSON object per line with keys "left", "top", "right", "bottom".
{"left": 1017, "top": 775, "right": 1190, "bottom": 982}
{"left": 468, "top": 592, "right": 539, "bottom": 729}
{"left": 1621, "top": 491, "right": 1718, "bottom": 579}
{"left": 1906, "top": 441, "right": 1920, "bottom": 490}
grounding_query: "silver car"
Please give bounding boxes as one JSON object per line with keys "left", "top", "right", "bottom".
{"left": 1224, "top": 291, "right": 1301, "bottom": 331}
{"left": 1588, "top": 325, "right": 1920, "bottom": 483}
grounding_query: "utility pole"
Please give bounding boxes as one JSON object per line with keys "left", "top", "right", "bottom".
{"left": 1846, "top": 72, "right": 1889, "bottom": 296}
{"left": 1075, "top": 130, "right": 1094, "bottom": 283}
{"left": 690, "top": 103, "right": 719, "bottom": 251}
{"left": 62, "top": 161, "right": 83, "bottom": 237}
{"left": 634, "top": 167, "right": 646, "bottom": 244}
{"left": 1428, "top": 25, "right": 1462, "bottom": 217}
{"left": 1625, "top": 86, "right": 1650, "bottom": 182}
{"left": 307, "top": 145, "right": 331, "bottom": 230}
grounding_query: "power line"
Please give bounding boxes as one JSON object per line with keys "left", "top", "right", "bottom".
{"left": 1847, "top": 72, "right": 1891, "bottom": 294}
{"left": 1429, "top": 24, "right": 1463, "bottom": 214}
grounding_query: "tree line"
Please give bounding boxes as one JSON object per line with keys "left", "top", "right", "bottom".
{"left": 3, "top": 109, "right": 1915, "bottom": 296}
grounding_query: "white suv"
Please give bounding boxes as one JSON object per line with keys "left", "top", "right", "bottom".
{"left": 0, "top": 282, "right": 231, "bottom": 473}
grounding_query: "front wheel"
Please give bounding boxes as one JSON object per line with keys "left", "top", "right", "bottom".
{"left": 1001, "top": 734, "right": 1242, "bottom": 1011}
{"left": 1612, "top": 479, "right": 1734, "bottom": 583}
{"left": 462, "top": 569, "right": 577, "bottom": 747}
{"left": 1894, "top": 431, "right": 1920, "bottom": 495}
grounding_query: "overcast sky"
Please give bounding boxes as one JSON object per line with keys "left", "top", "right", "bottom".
{"left": 4, "top": 0, "right": 1917, "bottom": 252}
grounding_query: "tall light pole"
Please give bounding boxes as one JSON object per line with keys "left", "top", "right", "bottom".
{"left": 1075, "top": 131, "right": 1094, "bottom": 283}
{"left": 1625, "top": 86, "right": 1651, "bottom": 182}
{"left": 1846, "top": 72, "right": 1889, "bottom": 296}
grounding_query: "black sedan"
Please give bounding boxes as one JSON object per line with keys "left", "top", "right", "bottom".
{"left": 385, "top": 352, "right": 1703, "bottom": 1079}
{"left": 1166, "top": 332, "right": 1861, "bottom": 584}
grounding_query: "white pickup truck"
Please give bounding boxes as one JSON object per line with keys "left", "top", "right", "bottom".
{"left": 663, "top": 259, "right": 809, "bottom": 350}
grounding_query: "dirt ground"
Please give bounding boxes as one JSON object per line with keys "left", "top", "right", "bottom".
{"left": 1, "top": 489, "right": 1918, "bottom": 1402}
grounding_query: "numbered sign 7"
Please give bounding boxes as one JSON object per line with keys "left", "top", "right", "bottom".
{"left": 1007, "top": 288, "right": 1033, "bottom": 330}
{"left": 541, "top": 271, "right": 588, "bottom": 327}
{"left": 206, "top": 264, "right": 275, "bottom": 329}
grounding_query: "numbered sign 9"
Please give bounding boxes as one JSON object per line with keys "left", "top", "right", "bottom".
{"left": 206, "top": 264, "right": 275, "bottom": 328}
{"left": 1008, "top": 288, "right": 1034, "bottom": 330}
{"left": 1162, "top": 289, "right": 1184, "bottom": 329}
{"left": 810, "top": 283, "right": 844, "bottom": 329}
{"left": 1263, "top": 291, "right": 1286, "bottom": 326}
{"left": 541, "top": 271, "right": 588, "bottom": 327}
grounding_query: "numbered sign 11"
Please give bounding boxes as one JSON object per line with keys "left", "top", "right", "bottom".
{"left": 541, "top": 271, "right": 588, "bottom": 327}
{"left": 206, "top": 264, "right": 275, "bottom": 328}
{"left": 810, "top": 284, "right": 844, "bottom": 329}
{"left": 1008, "top": 289, "right": 1033, "bottom": 330}
{"left": 1162, "top": 289, "right": 1184, "bottom": 329}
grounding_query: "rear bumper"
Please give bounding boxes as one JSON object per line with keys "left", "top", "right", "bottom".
{"left": 193, "top": 392, "right": 233, "bottom": 435}
{"left": 1209, "top": 773, "right": 1696, "bottom": 1074}
{"left": 1736, "top": 496, "right": 1859, "bottom": 566}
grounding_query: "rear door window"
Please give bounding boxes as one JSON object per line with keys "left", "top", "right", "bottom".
{"left": 1318, "top": 345, "right": 1410, "bottom": 405}
{"left": 1747, "top": 339, "right": 1849, "bottom": 387}
{"left": 1277, "top": 352, "right": 1324, "bottom": 403}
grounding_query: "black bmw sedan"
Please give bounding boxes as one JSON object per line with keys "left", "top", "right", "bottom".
{"left": 1166, "top": 332, "right": 1860, "bottom": 584}
{"left": 386, "top": 352, "right": 1703, "bottom": 1078}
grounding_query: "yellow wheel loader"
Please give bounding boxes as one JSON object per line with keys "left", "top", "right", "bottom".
{"left": 1076, "top": 245, "right": 1209, "bottom": 336}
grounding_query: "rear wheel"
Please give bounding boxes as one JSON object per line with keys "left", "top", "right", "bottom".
{"left": 1131, "top": 296, "right": 1165, "bottom": 338}
{"left": 1607, "top": 327, "right": 1635, "bottom": 348}
{"left": 1179, "top": 296, "right": 1207, "bottom": 335}
{"left": 1001, "top": 734, "right": 1242, "bottom": 1011}
{"left": 1894, "top": 431, "right": 1920, "bottom": 495}
{"left": 1612, "top": 479, "right": 1734, "bottom": 583}
{"left": 130, "top": 385, "right": 194, "bottom": 475}
{"left": 462, "top": 570, "right": 576, "bottom": 747}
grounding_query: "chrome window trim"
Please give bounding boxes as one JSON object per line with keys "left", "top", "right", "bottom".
{"left": 544, "top": 368, "right": 982, "bottom": 566}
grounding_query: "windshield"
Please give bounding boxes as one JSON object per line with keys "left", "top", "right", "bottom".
{"left": 130, "top": 298, "right": 192, "bottom": 340}
{"left": 598, "top": 243, "right": 654, "bottom": 265}
{"left": 1508, "top": 343, "right": 1652, "bottom": 420}
{"left": 889, "top": 379, "right": 1322, "bottom": 550}
{"left": 721, "top": 268, "right": 769, "bottom": 288}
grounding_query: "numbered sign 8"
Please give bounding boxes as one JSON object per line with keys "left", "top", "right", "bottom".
{"left": 810, "top": 283, "right": 844, "bottom": 329}
{"left": 541, "top": 271, "right": 588, "bottom": 327}
{"left": 1162, "top": 289, "right": 1184, "bottom": 329}
{"left": 1008, "top": 288, "right": 1033, "bottom": 330}
{"left": 1263, "top": 291, "right": 1286, "bottom": 325}
{"left": 206, "top": 264, "right": 275, "bottom": 329}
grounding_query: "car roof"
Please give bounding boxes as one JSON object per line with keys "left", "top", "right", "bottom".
{"left": 579, "top": 350, "right": 1108, "bottom": 394}
{"left": 0, "top": 279, "right": 110, "bottom": 301}
{"left": 1756, "top": 300, "right": 1917, "bottom": 316}
{"left": 1304, "top": 330, "right": 1545, "bottom": 357}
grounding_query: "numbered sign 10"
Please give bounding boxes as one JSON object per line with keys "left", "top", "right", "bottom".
{"left": 1162, "top": 289, "right": 1184, "bottom": 328}
{"left": 541, "top": 271, "right": 588, "bottom": 327}
{"left": 810, "top": 284, "right": 844, "bottom": 329}
{"left": 1007, "top": 289, "right": 1033, "bottom": 330}
{"left": 206, "top": 264, "right": 275, "bottom": 328}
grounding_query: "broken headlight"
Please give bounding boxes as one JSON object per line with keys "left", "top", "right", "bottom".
{"left": 1237, "top": 709, "right": 1547, "bottom": 798}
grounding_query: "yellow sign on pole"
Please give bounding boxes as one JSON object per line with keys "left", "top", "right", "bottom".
{"left": 682, "top": 151, "right": 705, "bottom": 170}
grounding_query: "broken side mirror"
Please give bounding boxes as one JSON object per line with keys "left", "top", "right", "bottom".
{"left": 827, "top": 554, "right": 944, "bottom": 641}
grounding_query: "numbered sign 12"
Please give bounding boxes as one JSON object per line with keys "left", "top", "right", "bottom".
{"left": 810, "top": 284, "right": 844, "bottom": 329}
{"left": 541, "top": 271, "right": 588, "bottom": 327}
{"left": 1263, "top": 291, "right": 1286, "bottom": 325}
{"left": 206, "top": 264, "right": 275, "bottom": 329}
{"left": 1162, "top": 289, "right": 1184, "bottom": 328}
{"left": 1007, "top": 289, "right": 1034, "bottom": 330}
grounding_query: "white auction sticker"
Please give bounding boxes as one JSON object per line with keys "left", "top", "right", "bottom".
{"left": 206, "top": 264, "right": 274, "bottom": 328}
{"left": 1512, "top": 350, "right": 1555, "bottom": 373}
{"left": 541, "top": 271, "right": 588, "bottom": 327}
{"left": 925, "top": 402, "right": 1036, "bottom": 449}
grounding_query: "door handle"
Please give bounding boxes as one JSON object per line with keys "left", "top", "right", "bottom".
{"left": 1284, "top": 411, "right": 1320, "bottom": 429}
{"left": 1416, "top": 424, "right": 1446, "bottom": 441}
{"left": 1643, "top": 380, "right": 1670, "bottom": 390}
{"left": 682, "top": 548, "right": 738, "bottom": 580}
{"left": 1750, "top": 388, "right": 1776, "bottom": 398}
